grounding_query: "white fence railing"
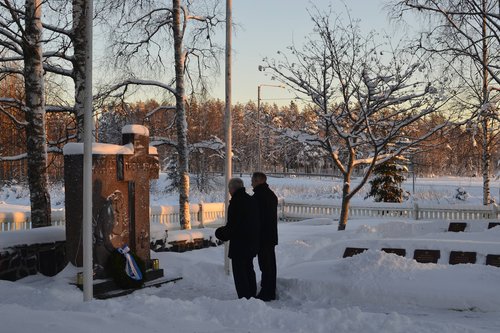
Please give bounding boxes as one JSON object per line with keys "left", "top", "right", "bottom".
{"left": 149, "top": 203, "right": 225, "bottom": 230}
{"left": 0, "top": 210, "right": 66, "bottom": 232}
{"left": 1, "top": 200, "right": 498, "bottom": 232}
{"left": 0, "top": 203, "right": 225, "bottom": 232}
{"left": 280, "top": 200, "right": 499, "bottom": 221}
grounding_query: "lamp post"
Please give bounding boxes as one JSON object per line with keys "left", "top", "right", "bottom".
{"left": 257, "top": 84, "right": 284, "bottom": 171}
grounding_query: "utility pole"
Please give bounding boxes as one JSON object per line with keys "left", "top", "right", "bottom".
{"left": 224, "top": 0, "right": 232, "bottom": 275}
{"left": 257, "top": 85, "right": 261, "bottom": 171}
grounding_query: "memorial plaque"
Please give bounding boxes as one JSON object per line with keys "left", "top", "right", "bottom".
{"left": 413, "top": 249, "right": 440, "bottom": 263}
{"left": 381, "top": 248, "right": 406, "bottom": 257}
{"left": 486, "top": 254, "right": 500, "bottom": 267}
{"left": 343, "top": 247, "right": 368, "bottom": 258}
{"left": 64, "top": 125, "right": 159, "bottom": 278}
{"left": 448, "top": 222, "right": 467, "bottom": 232}
{"left": 487, "top": 222, "right": 500, "bottom": 230}
{"left": 449, "top": 251, "right": 476, "bottom": 265}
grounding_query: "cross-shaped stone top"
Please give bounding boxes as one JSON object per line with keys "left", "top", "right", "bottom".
{"left": 119, "top": 125, "right": 159, "bottom": 262}
{"left": 119, "top": 125, "right": 159, "bottom": 182}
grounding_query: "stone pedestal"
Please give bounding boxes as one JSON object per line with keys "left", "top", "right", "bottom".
{"left": 63, "top": 125, "right": 159, "bottom": 278}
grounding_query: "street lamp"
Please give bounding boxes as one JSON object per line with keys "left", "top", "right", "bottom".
{"left": 257, "top": 84, "right": 285, "bottom": 171}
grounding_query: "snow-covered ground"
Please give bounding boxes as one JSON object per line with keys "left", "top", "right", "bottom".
{"left": 1, "top": 176, "right": 500, "bottom": 332}
{"left": 1, "top": 218, "right": 500, "bottom": 332}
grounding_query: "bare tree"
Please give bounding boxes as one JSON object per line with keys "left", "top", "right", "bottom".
{"left": 1, "top": 0, "right": 89, "bottom": 142}
{"left": 0, "top": 0, "right": 51, "bottom": 227}
{"left": 390, "top": 0, "right": 500, "bottom": 204}
{"left": 97, "top": 0, "right": 223, "bottom": 229}
{"left": 262, "top": 9, "right": 454, "bottom": 230}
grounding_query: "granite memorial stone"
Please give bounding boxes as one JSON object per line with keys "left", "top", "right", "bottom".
{"left": 381, "top": 248, "right": 406, "bottom": 257}
{"left": 487, "top": 222, "right": 500, "bottom": 229}
{"left": 413, "top": 249, "right": 440, "bottom": 263}
{"left": 343, "top": 247, "right": 368, "bottom": 258}
{"left": 63, "top": 125, "right": 159, "bottom": 278}
{"left": 449, "top": 251, "right": 476, "bottom": 265}
{"left": 448, "top": 222, "right": 467, "bottom": 232}
{"left": 486, "top": 254, "right": 500, "bottom": 267}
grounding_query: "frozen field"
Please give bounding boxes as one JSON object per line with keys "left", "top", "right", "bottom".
{"left": 2, "top": 174, "right": 500, "bottom": 209}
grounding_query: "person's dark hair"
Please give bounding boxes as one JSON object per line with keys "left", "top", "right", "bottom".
{"left": 252, "top": 172, "right": 267, "bottom": 183}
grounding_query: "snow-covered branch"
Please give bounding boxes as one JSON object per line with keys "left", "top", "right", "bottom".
{"left": 150, "top": 137, "right": 177, "bottom": 148}
{"left": 0, "top": 152, "right": 27, "bottom": 161}
{"left": 145, "top": 105, "right": 176, "bottom": 118}
{"left": 45, "top": 105, "right": 75, "bottom": 113}
{"left": 0, "top": 104, "right": 27, "bottom": 127}
{"left": 190, "top": 136, "right": 225, "bottom": 154}
{"left": 96, "top": 78, "right": 177, "bottom": 101}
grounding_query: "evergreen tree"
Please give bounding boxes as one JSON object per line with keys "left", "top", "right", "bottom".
{"left": 366, "top": 159, "right": 409, "bottom": 203}
{"left": 164, "top": 156, "right": 180, "bottom": 193}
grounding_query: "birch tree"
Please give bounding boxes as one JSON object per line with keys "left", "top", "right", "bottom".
{"left": 390, "top": 0, "right": 500, "bottom": 204}
{"left": 0, "top": 0, "right": 51, "bottom": 227}
{"left": 262, "top": 10, "right": 454, "bottom": 230}
{"left": 98, "top": 0, "right": 222, "bottom": 229}
{"left": 39, "top": 0, "right": 89, "bottom": 142}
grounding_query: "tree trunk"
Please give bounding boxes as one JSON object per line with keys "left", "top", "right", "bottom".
{"left": 482, "top": 118, "right": 491, "bottom": 205}
{"left": 23, "top": 0, "right": 51, "bottom": 228}
{"left": 481, "top": 0, "right": 491, "bottom": 205}
{"left": 338, "top": 175, "right": 351, "bottom": 231}
{"left": 173, "top": 0, "right": 191, "bottom": 230}
{"left": 72, "top": 0, "right": 86, "bottom": 142}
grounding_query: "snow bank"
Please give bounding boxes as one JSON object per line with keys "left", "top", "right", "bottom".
{"left": 166, "top": 229, "right": 215, "bottom": 243}
{"left": 0, "top": 226, "right": 65, "bottom": 250}
{"left": 282, "top": 250, "right": 500, "bottom": 312}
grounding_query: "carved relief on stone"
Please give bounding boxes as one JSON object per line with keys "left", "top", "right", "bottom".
{"left": 108, "top": 190, "right": 129, "bottom": 248}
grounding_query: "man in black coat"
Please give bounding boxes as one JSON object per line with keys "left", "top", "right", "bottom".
{"left": 215, "top": 178, "right": 260, "bottom": 299}
{"left": 251, "top": 172, "right": 278, "bottom": 301}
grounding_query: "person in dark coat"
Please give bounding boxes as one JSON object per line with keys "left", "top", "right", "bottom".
{"left": 251, "top": 172, "right": 278, "bottom": 301}
{"left": 215, "top": 178, "right": 260, "bottom": 299}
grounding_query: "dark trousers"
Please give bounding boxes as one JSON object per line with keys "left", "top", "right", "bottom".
{"left": 231, "top": 256, "right": 257, "bottom": 299}
{"left": 257, "top": 245, "right": 277, "bottom": 299}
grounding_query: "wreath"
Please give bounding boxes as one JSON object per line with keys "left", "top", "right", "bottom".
{"left": 106, "top": 247, "right": 146, "bottom": 289}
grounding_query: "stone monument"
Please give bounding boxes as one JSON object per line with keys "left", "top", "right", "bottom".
{"left": 63, "top": 125, "right": 160, "bottom": 278}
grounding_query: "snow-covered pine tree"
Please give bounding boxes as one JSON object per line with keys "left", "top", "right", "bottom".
{"left": 164, "top": 156, "right": 180, "bottom": 193}
{"left": 366, "top": 159, "right": 409, "bottom": 203}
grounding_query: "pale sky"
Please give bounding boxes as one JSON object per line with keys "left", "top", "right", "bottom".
{"left": 213, "top": 0, "right": 416, "bottom": 105}
{"left": 92, "top": 1, "right": 418, "bottom": 105}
